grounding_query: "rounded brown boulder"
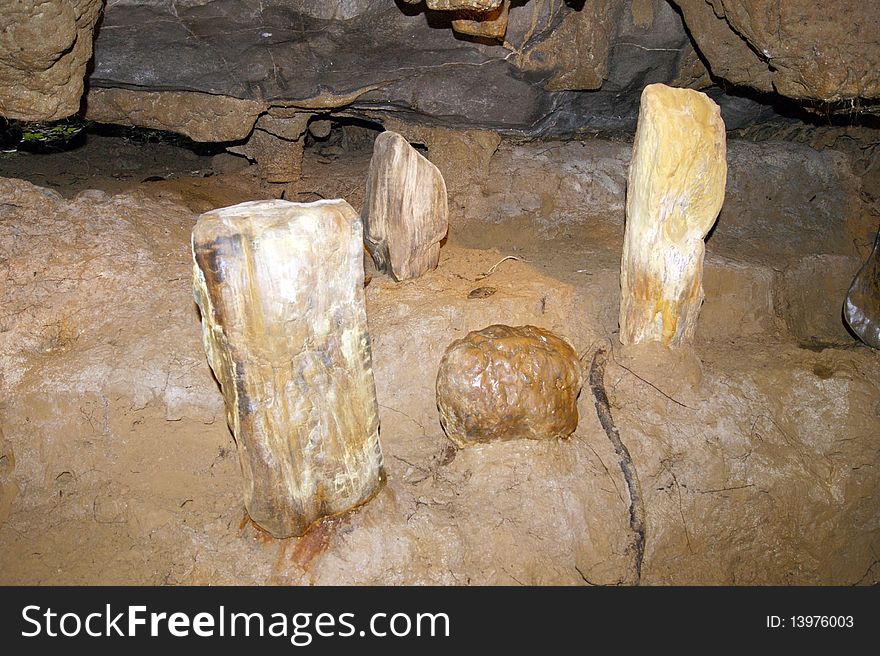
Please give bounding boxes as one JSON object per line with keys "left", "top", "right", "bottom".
{"left": 436, "top": 325, "right": 582, "bottom": 446}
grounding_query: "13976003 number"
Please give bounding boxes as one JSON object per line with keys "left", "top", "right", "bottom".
{"left": 790, "top": 616, "right": 854, "bottom": 628}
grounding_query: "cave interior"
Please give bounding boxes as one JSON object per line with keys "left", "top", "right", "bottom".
{"left": 0, "top": 0, "right": 878, "bottom": 585}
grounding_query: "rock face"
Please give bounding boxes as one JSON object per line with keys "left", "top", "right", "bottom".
{"left": 363, "top": 132, "right": 449, "bottom": 281}
{"left": 0, "top": 0, "right": 103, "bottom": 121}
{"left": 845, "top": 231, "right": 880, "bottom": 349}
{"left": 436, "top": 325, "right": 582, "bottom": 446}
{"left": 514, "top": 0, "right": 625, "bottom": 92}
{"left": 226, "top": 113, "right": 311, "bottom": 183}
{"left": 620, "top": 83, "right": 727, "bottom": 347}
{"left": 451, "top": 1, "right": 511, "bottom": 41}
{"left": 83, "top": 0, "right": 703, "bottom": 137}
{"left": 83, "top": 0, "right": 551, "bottom": 130}
{"left": 5, "top": 1, "right": 879, "bottom": 134}
{"left": 672, "top": 0, "right": 880, "bottom": 106}
{"left": 779, "top": 255, "right": 862, "bottom": 345}
{"left": 192, "top": 199, "right": 384, "bottom": 537}
{"left": 84, "top": 89, "right": 266, "bottom": 143}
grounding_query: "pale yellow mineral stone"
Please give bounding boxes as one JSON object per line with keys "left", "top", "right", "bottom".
{"left": 619, "top": 83, "right": 727, "bottom": 347}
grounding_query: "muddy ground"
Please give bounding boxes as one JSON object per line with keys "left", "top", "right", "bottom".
{"left": 0, "top": 128, "right": 878, "bottom": 585}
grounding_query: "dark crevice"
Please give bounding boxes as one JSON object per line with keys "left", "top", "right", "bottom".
{"left": 304, "top": 116, "right": 385, "bottom": 155}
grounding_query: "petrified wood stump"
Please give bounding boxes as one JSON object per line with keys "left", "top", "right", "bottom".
{"left": 363, "top": 131, "right": 448, "bottom": 281}
{"left": 436, "top": 325, "right": 582, "bottom": 446}
{"left": 620, "top": 83, "right": 727, "bottom": 347}
{"left": 845, "top": 228, "right": 880, "bottom": 349}
{"left": 192, "top": 199, "right": 384, "bottom": 538}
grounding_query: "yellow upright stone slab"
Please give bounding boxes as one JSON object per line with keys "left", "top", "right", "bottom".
{"left": 620, "top": 83, "right": 727, "bottom": 347}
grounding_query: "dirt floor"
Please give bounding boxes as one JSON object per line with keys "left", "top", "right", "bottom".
{"left": 0, "top": 127, "right": 878, "bottom": 585}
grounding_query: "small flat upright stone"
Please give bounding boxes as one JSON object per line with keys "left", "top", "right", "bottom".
{"left": 363, "top": 131, "right": 448, "bottom": 281}
{"left": 192, "top": 199, "right": 384, "bottom": 538}
{"left": 619, "top": 83, "right": 727, "bottom": 347}
{"left": 436, "top": 325, "right": 582, "bottom": 446}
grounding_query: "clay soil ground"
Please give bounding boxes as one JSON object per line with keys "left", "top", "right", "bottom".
{"left": 0, "top": 129, "right": 878, "bottom": 585}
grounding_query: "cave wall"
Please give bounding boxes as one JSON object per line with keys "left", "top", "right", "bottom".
{"left": 672, "top": 0, "right": 880, "bottom": 107}
{"left": 3, "top": 1, "right": 878, "bottom": 134}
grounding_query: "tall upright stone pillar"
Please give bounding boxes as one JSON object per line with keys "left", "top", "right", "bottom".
{"left": 192, "top": 199, "right": 384, "bottom": 538}
{"left": 619, "top": 84, "right": 727, "bottom": 347}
